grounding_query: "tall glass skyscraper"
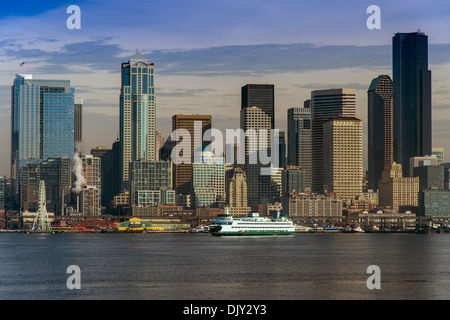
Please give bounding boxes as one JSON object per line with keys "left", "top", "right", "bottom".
{"left": 393, "top": 31, "right": 432, "bottom": 177}
{"left": 368, "top": 75, "right": 393, "bottom": 190}
{"left": 43, "top": 90, "right": 75, "bottom": 159}
{"left": 120, "top": 51, "right": 156, "bottom": 190}
{"left": 11, "top": 74, "right": 75, "bottom": 189}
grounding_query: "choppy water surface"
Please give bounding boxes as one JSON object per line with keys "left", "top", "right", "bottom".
{"left": 0, "top": 232, "right": 449, "bottom": 299}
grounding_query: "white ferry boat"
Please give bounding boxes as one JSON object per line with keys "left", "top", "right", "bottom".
{"left": 209, "top": 210, "right": 295, "bottom": 236}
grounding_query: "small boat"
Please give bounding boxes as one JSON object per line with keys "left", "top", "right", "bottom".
{"left": 323, "top": 226, "right": 341, "bottom": 232}
{"left": 352, "top": 225, "right": 365, "bottom": 233}
{"left": 342, "top": 225, "right": 352, "bottom": 233}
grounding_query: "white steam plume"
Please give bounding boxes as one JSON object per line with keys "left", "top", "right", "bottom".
{"left": 72, "top": 142, "right": 86, "bottom": 193}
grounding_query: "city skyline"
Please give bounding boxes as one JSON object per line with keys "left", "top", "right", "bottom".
{"left": 1, "top": 1, "right": 450, "bottom": 177}
{"left": 4, "top": 2, "right": 450, "bottom": 305}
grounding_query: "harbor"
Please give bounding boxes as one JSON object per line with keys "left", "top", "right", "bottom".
{"left": 2, "top": 231, "right": 450, "bottom": 300}
{"left": 1, "top": 219, "right": 448, "bottom": 235}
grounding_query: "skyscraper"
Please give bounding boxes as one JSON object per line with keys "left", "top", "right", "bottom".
{"left": 11, "top": 74, "right": 75, "bottom": 187}
{"left": 82, "top": 155, "right": 101, "bottom": 190}
{"left": 378, "top": 162, "right": 419, "bottom": 212}
{"left": 119, "top": 51, "right": 156, "bottom": 191}
{"left": 241, "top": 84, "right": 275, "bottom": 129}
{"left": 368, "top": 75, "right": 393, "bottom": 190}
{"left": 226, "top": 167, "right": 251, "bottom": 216}
{"left": 171, "top": 114, "right": 212, "bottom": 196}
{"left": 240, "top": 106, "right": 280, "bottom": 205}
{"left": 278, "top": 131, "right": 286, "bottom": 168}
{"left": 323, "top": 116, "right": 363, "bottom": 200}
{"left": 74, "top": 98, "right": 83, "bottom": 151}
{"left": 192, "top": 147, "right": 225, "bottom": 208}
{"left": 129, "top": 160, "right": 174, "bottom": 207}
{"left": 19, "top": 157, "right": 72, "bottom": 216}
{"left": 413, "top": 164, "right": 444, "bottom": 216}
{"left": 311, "top": 88, "right": 356, "bottom": 193}
{"left": 287, "top": 101, "right": 311, "bottom": 189}
{"left": 393, "top": 31, "right": 432, "bottom": 177}
{"left": 282, "top": 165, "right": 305, "bottom": 196}
{"left": 80, "top": 155, "right": 101, "bottom": 215}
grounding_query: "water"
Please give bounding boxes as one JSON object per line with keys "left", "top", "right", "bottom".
{"left": 0, "top": 232, "right": 449, "bottom": 300}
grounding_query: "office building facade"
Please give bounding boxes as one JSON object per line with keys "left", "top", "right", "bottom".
{"left": 129, "top": 160, "right": 173, "bottom": 207}
{"left": 11, "top": 74, "right": 75, "bottom": 188}
{"left": 432, "top": 148, "right": 444, "bottom": 165}
{"left": 241, "top": 84, "right": 275, "bottom": 129}
{"left": 74, "top": 98, "right": 83, "bottom": 151}
{"left": 323, "top": 116, "right": 363, "bottom": 201}
{"left": 119, "top": 51, "right": 156, "bottom": 191}
{"left": 413, "top": 164, "right": 444, "bottom": 216}
{"left": 286, "top": 192, "right": 343, "bottom": 224}
{"left": 378, "top": 162, "right": 419, "bottom": 212}
{"left": 424, "top": 190, "right": 450, "bottom": 217}
{"left": 287, "top": 102, "right": 312, "bottom": 190}
{"left": 19, "top": 157, "right": 72, "bottom": 216}
{"left": 311, "top": 88, "right": 356, "bottom": 193}
{"left": 171, "top": 114, "right": 212, "bottom": 196}
{"left": 225, "top": 167, "right": 251, "bottom": 216}
{"left": 282, "top": 165, "right": 305, "bottom": 196}
{"left": 393, "top": 32, "right": 432, "bottom": 176}
{"left": 368, "top": 75, "right": 393, "bottom": 190}
{"left": 240, "top": 106, "right": 280, "bottom": 205}
{"left": 192, "top": 148, "right": 225, "bottom": 208}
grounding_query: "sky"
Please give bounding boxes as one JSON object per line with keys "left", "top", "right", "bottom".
{"left": 1, "top": 0, "right": 450, "bottom": 177}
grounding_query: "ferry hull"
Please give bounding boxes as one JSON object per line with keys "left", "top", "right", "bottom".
{"left": 210, "top": 230, "right": 295, "bottom": 236}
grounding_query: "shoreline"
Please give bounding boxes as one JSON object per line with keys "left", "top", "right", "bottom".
{"left": 0, "top": 229, "right": 444, "bottom": 235}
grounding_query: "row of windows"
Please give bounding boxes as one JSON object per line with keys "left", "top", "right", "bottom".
{"left": 131, "top": 67, "right": 154, "bottom": 74}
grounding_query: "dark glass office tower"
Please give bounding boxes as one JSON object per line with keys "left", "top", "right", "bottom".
{"left": 287, "top": 102, "right": 311, "bottom": 190}
{"left": 241, "top": 84, "right": 275, "bottom": 129}
{"left": 393, "top": 31, "right": 432, "bottom": 177}
{"left": 368, "top": 75, "right": 393, "bottom": 190}
{"left": 74, "top": 98, "right": 83, "bottom": 151}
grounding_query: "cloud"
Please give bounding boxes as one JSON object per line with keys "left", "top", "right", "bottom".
{"left": 3, "top": 39, "right": 450, "bottom": 79}
{"left": 2, "top": 39, "right": 125, "bottom": 74}
{"left": 157, "top": 87, "right": 216, "bottom": 97}
{"left": 292, "top": 82, "right": 372, "bottom": 91}
{"left": 145, "top": 43, "right": 450, "bottom": 77}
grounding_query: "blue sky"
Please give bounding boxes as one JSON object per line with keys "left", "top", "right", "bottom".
{"left": 1, "top": 0, "right": 450, "bottom": 176}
